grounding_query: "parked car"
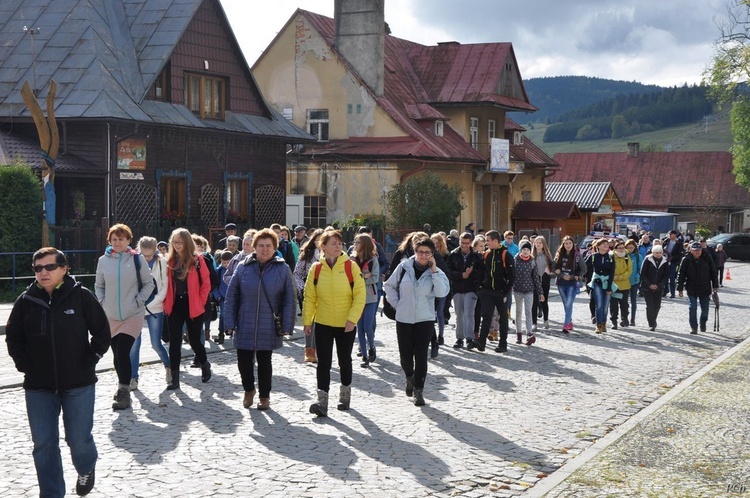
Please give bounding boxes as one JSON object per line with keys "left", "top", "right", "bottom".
{"left": 706, "top": 233, "right": 750, "bottom": 261}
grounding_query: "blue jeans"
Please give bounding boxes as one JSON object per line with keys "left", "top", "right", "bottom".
{"left": 453, "top": 291, "right": 478, "bottom": 340}
{"left": 26, "top": 385, "right": 97, "bottom": 498}
{"left": 558, "top": 284, "right": 577, "bottom": 326}
{"left": 629, "top": 284, "right": 639, "bottom": 322}
{"left": 435, "top": 296, "right": 446, "bottom": 337}
{"left": 130, "top": 312, "right": 170, "bottom": 379}
{"left": 592, "top": 284, "right": 611, "bottom": 324}
{"left": 357, "top": 302, "right": 378, "bottom": 354}
{"left": 688, "top": 295, "right": 711, "bottom": 330}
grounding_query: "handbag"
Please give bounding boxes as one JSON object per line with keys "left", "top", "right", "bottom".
{"left": 259, "top": 268, "right": 285, "bottom": 337}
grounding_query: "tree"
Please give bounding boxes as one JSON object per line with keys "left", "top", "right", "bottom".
{"left": 386, "top": 173, "right": 464, "bottom": 230}
{"left": 611, "top": 115, "right": 629, "bottom": 139}
{"left": 705, "top": 0, "right": 750, "bottom": 188}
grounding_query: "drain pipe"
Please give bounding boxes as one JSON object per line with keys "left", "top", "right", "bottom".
{"left": 400, "top": 160, "right": 426, "bottom": 183}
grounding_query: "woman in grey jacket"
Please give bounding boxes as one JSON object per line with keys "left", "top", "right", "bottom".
{"left": 223, "top": 229, "right": 296, "bottom": 410}
{"left": 384, "top": 236, "right": 450, "bottom": 407}
{"left": 95, "top": 224, "right": 154, "bottom": 410}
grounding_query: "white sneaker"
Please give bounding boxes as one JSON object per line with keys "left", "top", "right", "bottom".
{"left": 128, "top": 378, "right": 138, "bottom": 391}
{"left": 543, "top": 320, "right": 549, "bottom": 330}
{"left": 532, "top": 324, "right": 538, "bottom": 332}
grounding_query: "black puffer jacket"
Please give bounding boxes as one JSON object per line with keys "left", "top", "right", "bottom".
{"left": 6, "top": 275, "right": 111, "bottom": 391}
{"left": 677, "top": 252, "right": 718, "bottom": 297}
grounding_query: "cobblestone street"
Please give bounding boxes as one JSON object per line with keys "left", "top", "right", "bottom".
{"left": 1, "top": 262, "right": 748, "bottom": 497}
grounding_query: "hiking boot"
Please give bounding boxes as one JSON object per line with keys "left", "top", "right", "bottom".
{"left": 200, "top": 361, "right": 212, "bottom": 383}
{"left": 700, "top": 322, "right": 707, "bottom": 332}
{"left": 112, "top": 386, "right": 131, "bottom": 410}
{"left": 243, "top": 390, "right": 256, "bottom": 409}
{"left": 413, "top": 388, "right": 425, "bottom": 407}
{"left": 310, "top": 389, "right": 328, "bottom": 417}
{"left": 405, "top": 376, "right": 414, "bottom": 397}
{"left": 304, "top": 348, "right": 317, "bottom": 363}
{"left": 258, "top": 397, "right": 270, "bottom": 410}
{"left": 453, "top": 339, "right": 464, "bottom": 349}
{"left": 76, "top": 467, "right": 95, "bottom": 496}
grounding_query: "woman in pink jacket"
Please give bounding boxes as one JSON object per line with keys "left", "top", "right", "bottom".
{"left": 163, "top": 228, "right": 211, "bottom": 390}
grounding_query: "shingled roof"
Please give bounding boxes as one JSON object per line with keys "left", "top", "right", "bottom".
{"left": 552, "top": 151, "right": 750, "bottom": 210}
{"left": 0, "top": 0, "right": 311, "bottom": 141}
{"left": 291, "top": 10, "right": 536, "bottom": 163}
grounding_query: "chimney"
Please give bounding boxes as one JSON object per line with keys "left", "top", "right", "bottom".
{"left": 627, "top": 142, "right": 640, "bottom": 157}
{"left": 334, "top": 0, "right": 385, "bottom": 96}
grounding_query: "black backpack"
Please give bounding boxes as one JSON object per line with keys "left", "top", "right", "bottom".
{"left": 200, "top": 253, "right": 220, "bottom": 292}
{"left": 134, "top": 254, "right": 158, "bottom": 307}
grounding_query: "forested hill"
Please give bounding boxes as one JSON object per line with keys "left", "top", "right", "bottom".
{"left": 510, "top": 76, "right": 663, "bottom": 124}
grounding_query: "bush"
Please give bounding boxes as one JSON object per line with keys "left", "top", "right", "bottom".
{"left": 0, "top": 163, "right": 43, "bottom": 278}
{"left": 386, "top": 173, "right": 464, "bottom": 231}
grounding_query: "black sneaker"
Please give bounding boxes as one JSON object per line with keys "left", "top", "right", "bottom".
{"left": 494, "top": 345, "right": 507, "bottom": 353}
{"left": 466, "top": 340, "right": 477, "bottom": 350}
{"left": 475, "top": 340, "right": 486, "bottom": 352}
{"left": 76, "top": 468, "right": 95, "bottom": 496}
{"left": 690, "top": 328, "right": 698, "bottom": 334}
{"left": 453, "top": 339, "right": 464, "bottom": 349}
{"left": 700, "top": 322, "right": 707, "bottom": 332}
{"left": 437, "top": 336, "right": 444, "bottom": 346}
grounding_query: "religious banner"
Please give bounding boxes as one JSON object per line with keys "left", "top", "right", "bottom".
{"left": 117, "top": 138, "right": 147, "bottom": 170}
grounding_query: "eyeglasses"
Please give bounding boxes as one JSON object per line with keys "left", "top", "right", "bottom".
{"left": 33, "top": 263, "right": 61, "bottom": 273}
{"left": 416, "top": 250, "right": 433, "bottom": 256}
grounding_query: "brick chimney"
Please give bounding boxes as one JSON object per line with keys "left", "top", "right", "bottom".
{"left": 627, "top": 142, "right": 640, "bottom": 157}
{"left": 334, "top": 0, "right": 385, "bottom": 96}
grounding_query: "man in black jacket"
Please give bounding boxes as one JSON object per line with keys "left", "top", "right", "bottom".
{"left": 6, "top": 247, "right": 111, "bottom": 497}
{"left": 467, "top": 230, "right": 515, "bottom": 353}
{"left": 677, "top": 241, "right": 719, "bottom": 334}
{"left": 662, "top": 229, "right": 685, "bottom": 298}
{"left": 446, "top": 232, "right": 484, "bottom": 348}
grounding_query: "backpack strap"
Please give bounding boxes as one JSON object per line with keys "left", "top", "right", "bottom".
{"left": 134, "top": 253, "right": 143, "bottom": 291}
{"left": 313, "top": 262, "right": 322, "bottom": 285}
{"left": 313, "top": 259, "right": 355, "bottom": 290}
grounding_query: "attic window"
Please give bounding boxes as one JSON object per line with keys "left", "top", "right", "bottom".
{"left": 435, "top": 120, "right": 444, "bottom": 137}
{"left": 153, "top": 68, "right": 168, "bottom": 101}
{"left": 514, "top": 131, "right": 524, "bottom": 145}
{"left": 184, "top": 73, "right": 226, "bottom": 120}
{"left": 307, "top": 109, "right": 329, "bottom": 141}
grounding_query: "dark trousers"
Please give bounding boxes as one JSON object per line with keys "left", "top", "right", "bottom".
{"left": 642, "top": 288, "right": 662, "bottom": 328}
{"left": 111, "top": 334, "right": 135, "bottom": 385}
{"left": 167, "top": 295, "right": 207, "bottom": 368}
{"left": 717, "top": 266, "right": 724, "bottom": 286}
{"left": 532, "top": 273, "right": 551, "bottom": 324}
{"left": 237, "top": 349, "right": 273, "bottom": 397}
{"left": 479, "top": 289, "right": 508, "bottom": 349}
{"left": 610, "top": 294, "right": 629, "bottom": 323}
{"left": 396, "top": 321, "right": 434, "bottom": 389}
{"left": 314, "top": 323, "right": 356, "bottom": 392}
{"left": 667, "top": 262, "right": 679, "bottom": 297}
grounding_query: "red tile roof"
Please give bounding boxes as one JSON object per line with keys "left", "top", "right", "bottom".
{"left": 297, "top": 10, "right": 536, "bottom": 164}
{"left": 552, "top": 151, "right": 750, "bottom": 210}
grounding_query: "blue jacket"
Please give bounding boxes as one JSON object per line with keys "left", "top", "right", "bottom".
{"left": 628, "top": 251, "right": 643, "bottom": 286}
{"left": 384, "top": 256, "right": 450, "bottom": 324}
{"left": 223, "top": 255, "right": 296, "bottom": 351}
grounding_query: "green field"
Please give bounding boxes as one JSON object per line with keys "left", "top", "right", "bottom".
{"left": 520, "top": 109, "right": 733, "bottom": 156}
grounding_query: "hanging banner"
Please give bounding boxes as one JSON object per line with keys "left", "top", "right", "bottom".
{"left": 489, "top": 138, "right": 510, "bottom": 172}
{"left": 117, "top": 138, "right": 147, "bottom": 170}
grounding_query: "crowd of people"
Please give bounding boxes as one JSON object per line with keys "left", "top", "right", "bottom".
{"left": 5, "top": 220, "right": 724, "bottom": 496}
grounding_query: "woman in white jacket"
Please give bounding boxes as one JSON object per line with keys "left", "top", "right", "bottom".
{"left": 384, "top": 235, "right": 449, "bottom": 407}
{"left": 129, "top": 236, "right": 171, "bottom": 387}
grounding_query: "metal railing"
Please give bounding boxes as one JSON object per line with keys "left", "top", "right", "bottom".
{"left": 0, "top": 250, "right": 100, "bottom": 293}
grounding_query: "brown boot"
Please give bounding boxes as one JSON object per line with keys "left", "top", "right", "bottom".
{"left": 595, "top": 323, "right": 603, "bottom": 334}
{"left": 258, "top": 397, "right": 270, "bottom": 410}
{"left": 304, "top": 348, "right": 316, "bottom": 363}
{"left": 243, "top": 390, "right": 256, "bottom": 409}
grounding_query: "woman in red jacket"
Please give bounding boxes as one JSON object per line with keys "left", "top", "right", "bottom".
{"left": 163, "top": 228, "right": 211, "bottom": 389}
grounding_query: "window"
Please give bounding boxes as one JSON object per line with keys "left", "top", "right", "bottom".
{"left": 347, "top": 104, "right": 353, "bottom": 114}
{"left": 304, "top": 195, "right": 327, "bottom": 228}
{"left": 184, "top": 73, "right": 226, "bottom": 119}
{"left": 307, "top": 109, "right": 329, "bottom": 141}
{"left": 161, "top": 177, "right": 186, "bottom": 217}
{"left": 470, "top": 117, "right": 479, "bottom": 150}
{"left": 227, "top": 179, "right": 248, "bottom": 218}
{"left": 435, "top": 120, "right": 444, "bottom": 137}
{"left": 356, "top": 104, "right": 361, "bottom": 114}
{"left": 488, "top": 120, "right": 496, "bottom": 141}
{"left": 153, "top": 67, "right": 168, "bottom": 101}
{"left": 514, "top": 131, "right": 524, "bottom": 145}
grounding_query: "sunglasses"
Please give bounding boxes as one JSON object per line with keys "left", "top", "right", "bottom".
{"left": 33, "top": 263, "right": 62, "bottom": 273}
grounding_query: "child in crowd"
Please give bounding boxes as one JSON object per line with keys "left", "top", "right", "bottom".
{"left": 513, "top": 240, "right": 544, "bottom": 346}
{"left": 213, "top": 250, "right": 234, "bottom": 344}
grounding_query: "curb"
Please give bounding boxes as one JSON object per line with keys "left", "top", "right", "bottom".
{"left": 526, "top": 333, "right": 750, "bottom": 497}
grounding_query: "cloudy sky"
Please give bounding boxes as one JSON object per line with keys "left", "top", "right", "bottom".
{"left": 221, "top": 0, "right": 731, "bottom": 87}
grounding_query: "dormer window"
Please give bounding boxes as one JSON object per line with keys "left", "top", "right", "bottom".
{"left": 435, "top": 120, "right": 444, "bottom": 137}
{"left": 184, "top": 73, "right": 226, "bottom": 120}
{"left": 153, "top": 67, "right": 168, "bottom": 101}
{"left": 514, "top": 131, "right": 524, "bottom": 145}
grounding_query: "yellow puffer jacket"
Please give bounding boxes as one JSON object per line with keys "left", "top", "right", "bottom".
{"left": 302, "top": 253, "right": 366, "bottom": 328}
{"left": 612, "top": 253, "right": 632, "bottom": 292}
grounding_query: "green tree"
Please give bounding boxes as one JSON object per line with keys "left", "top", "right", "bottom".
{"left": 705, "top": 0, "right": 750, "bottom": 188}
{"left": 386, "top": 173, "right": 464, "bottom": 230}
{"left": 611, "top": 114, "right": 629, "bottom": 138}
{"left": 0, "top": 162, "right": 43, "bottom": 280}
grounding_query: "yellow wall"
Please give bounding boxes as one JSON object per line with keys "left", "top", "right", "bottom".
{"left": 440, "top": 107, "right": 506, "bottom": 157}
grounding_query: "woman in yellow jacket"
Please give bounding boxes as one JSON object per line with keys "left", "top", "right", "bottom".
{"left": 609, "top": 239, "right": 633, "bottom": 329}
{"left": 303, "top": 229, "right": 365, "bottom": 417}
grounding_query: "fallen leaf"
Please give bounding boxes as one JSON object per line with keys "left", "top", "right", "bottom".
{"left": 564, "top": 406, "right": 571, "bottom": 411}
{"left": 537, "top": 473, "right": 548, "bottom": 478}
{"left": 561, "top": 448, "right": 568, "bottom": 454}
